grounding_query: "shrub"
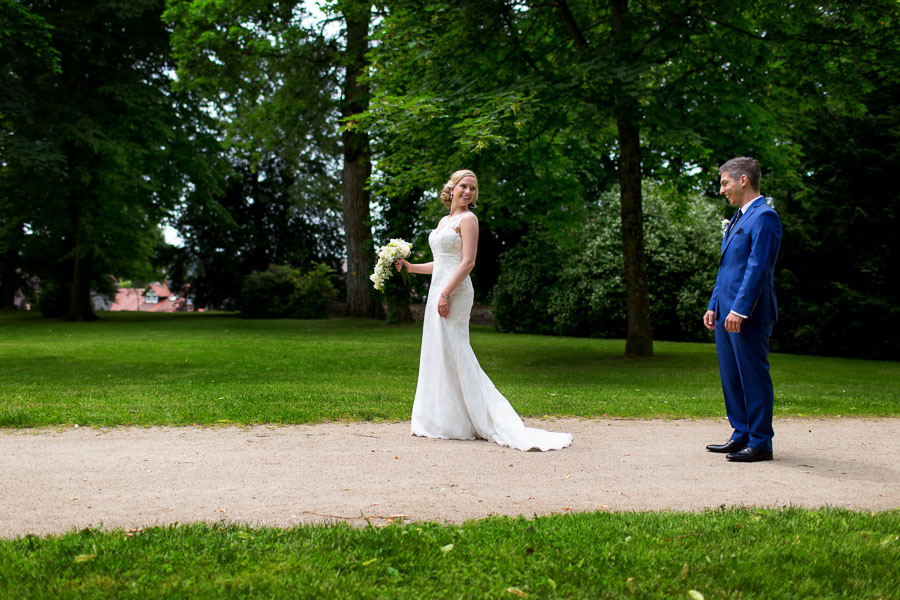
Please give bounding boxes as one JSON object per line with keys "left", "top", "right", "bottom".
{"left": 239, "top": 263, "right": 337, "bottom": 319}
{"left": 492, "top": 183, "right": 721, "bottom": 341}
{"left": 774, "top": 275, "right": 900, "bottom": 358}
{"left": 490, "top": 229, "right": 564, "bottom": 335}
{"left": 547, "top": 211, "right": 627, "bottom": 339}
{"left": 38, "top": 280, "right": 69, "bottom": 318}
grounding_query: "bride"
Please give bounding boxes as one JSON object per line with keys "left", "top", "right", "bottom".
{"left": 396, "top": 169, "right": 572, "bottom": 452}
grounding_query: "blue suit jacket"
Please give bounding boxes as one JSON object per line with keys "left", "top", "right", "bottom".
{"left": 708, "top": 197, "right": 782, "bottom": 324}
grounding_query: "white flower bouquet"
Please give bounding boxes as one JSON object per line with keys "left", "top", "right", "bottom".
{"left": 370, "top": 238, "right": 413, "bottom": 291}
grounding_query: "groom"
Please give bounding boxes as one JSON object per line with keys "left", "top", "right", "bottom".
{"left": 703, "top": 157, "right": 782, "bottom": 463}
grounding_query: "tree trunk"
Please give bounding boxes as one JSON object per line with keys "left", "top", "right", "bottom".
{"left": 384, "top": 278, "right": 412, "bottom": 324}
{"left": 340, "top": 3, "right": 381, "bottom": 318}
{"left": 384, "top": 187, "right": 422, "bottom": 324}
{"left": 616, "top": 112, "right": 653, "bottom": 357}
{"left": 64, "top": 246, "right": 97, "bottom": 321}
{"left": 556, "top": 0, "right": 654, "bottom": 356}
{"left": 612, "top": 0, "right": 653, "bottom": 357}
{"left": 0, "top": 223, "right": 23, "bottom": 310}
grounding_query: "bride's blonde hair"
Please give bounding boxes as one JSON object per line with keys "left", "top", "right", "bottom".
{"left": 440, "top": 169, "right": 479, "bottom": 209}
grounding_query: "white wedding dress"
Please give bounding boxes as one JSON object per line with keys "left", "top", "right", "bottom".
{"left": 410, "top": 213, "right": 573, "bottom": 451}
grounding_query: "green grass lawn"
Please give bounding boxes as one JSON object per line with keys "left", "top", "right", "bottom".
{"left": 2, "top": 311, "right": 898, "bottom": 598}
{"left": 2, "top": 508, "right": 897, "bottom": 599}
{"left": 1, "top": 311, "right": 897, "bottom": 427}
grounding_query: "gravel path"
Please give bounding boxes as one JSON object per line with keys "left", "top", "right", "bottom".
{"left": 2, "top": 418, "right": 898, "bottom": 539}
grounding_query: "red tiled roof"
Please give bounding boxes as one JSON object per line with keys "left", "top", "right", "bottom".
{"left": 111, "top": 289, "right": 144, "bottom": 311}
{"left": 109, "top": 282, "right": 186, "bottom": 312}
{"left": 148, "top": 282, "right": 171, "bottom": 297}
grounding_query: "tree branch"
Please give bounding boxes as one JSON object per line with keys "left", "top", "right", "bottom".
{"left": 700, "top": 14, "right": 900, "bottom": 55}
{"left": 555, "top": 0, "right": 589, "bottom": 50}
{"left": 499, "top": 1, "right": 540, "bottom": 73}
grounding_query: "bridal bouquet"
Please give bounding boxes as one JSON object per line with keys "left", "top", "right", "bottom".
{"left": 371, "top": 238, "right": 412, "bottom": 291}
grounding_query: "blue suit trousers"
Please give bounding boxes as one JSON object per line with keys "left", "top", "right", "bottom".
{"left": 714, "top": 319, "right": 775, "bottom": 451}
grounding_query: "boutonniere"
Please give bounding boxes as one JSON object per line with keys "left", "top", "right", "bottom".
{"left": 721, "top": 219, "right": 730, "bottom": 237}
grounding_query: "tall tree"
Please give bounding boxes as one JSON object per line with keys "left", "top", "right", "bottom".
{"left": 376, "top": 185, "right": 423, "bottom": 323}
{"left": 170, "top": 155, "right": 344, "bottom": 310}
{"left": 760, "top": 4, "right": 900, "bottom": 359}
{"left": 365, "top": 0, "right": 896, "bottom": 356}
{"left": 166, "top": 0, "right": 383, "bottom": 317}
{"left": 0, "top": 0, "right": 60, "bottom": 309}
{"left": 2, "top": 0, "right": 206, "bottom": 320}
{"left": 339, "top": 0, "right": 380, "bottom": 317}
{"left": 361, "top": 2, "right": 605, "bottom": 303}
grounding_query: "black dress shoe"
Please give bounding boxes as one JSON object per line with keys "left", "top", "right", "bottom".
{"left": 706, "top": 440, "right": 746, "bottom": 453}
{"left": 726, "top": 446, "right": 773, "bottom": 462}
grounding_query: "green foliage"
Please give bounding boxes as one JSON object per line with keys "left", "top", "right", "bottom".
{"left": 239, "top": 264, "right": 337, "bottom": 319}
{"left": 36, "top": 280, "right": 68, "bottom": 319}
{"left": 168, "top": 158, "right": 344, "bottom": 311}
{"left": 1, "top": 509, "right": 898, "bottom": 598}
{"left": 368, "top": 0, "right": 900, "bottom": 349}
{"left": 362, "top": 1, "right": 607, "bottom": 299}
{"left": 769, "top": 81, "right": 900, "bottom": 359}
{"left": 493, "top": 183, "right": 720, "bottom": 341}
{"left": 163, "top": 0, "right": 346, "bottom": 313}
{"left": 164, "top": 0, "right": 339, "bottom": 168}
{"left": 363, "top": 0, "right": 804, "bottom": 293}
{"left": 165, "top": 0, "right": 386, "bottom": 318}
{"left": 0, "top": 312, "right": 897, "bottom": 427}
{"left": 1, "top": 0, "right": 219, "bottom": 319}
{"left": 381, "top": 270, "right": 414, "bottom": 325}
{"left": 0, "top": 0, "right": 58, "bottom": 68}
{"left": 1, "top": 2, "right": 65, "bottom": 309}
{"left": 490, "top": 228, "right": 566, "bottom": 336}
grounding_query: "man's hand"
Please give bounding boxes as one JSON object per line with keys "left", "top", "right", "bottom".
{"left": 724, "top": 312, "right": 744, "bottom": 333}
{"left": 703, "top": 310, "right": 716, "bottom": 331}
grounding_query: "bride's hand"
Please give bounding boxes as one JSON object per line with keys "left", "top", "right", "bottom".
{"left": 395, "top": 259, "right": 409, "bottom": 272}
{"left": 437, "top": 294, "right": 450, "bottom": 318}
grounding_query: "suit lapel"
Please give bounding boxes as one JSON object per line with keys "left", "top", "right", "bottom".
{"left": 721, "top": 211, "right": 738, "bottom": 251}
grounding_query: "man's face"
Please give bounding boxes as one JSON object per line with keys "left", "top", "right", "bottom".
{"left": 719, "top": 172, "right": 743, "bottom": 207}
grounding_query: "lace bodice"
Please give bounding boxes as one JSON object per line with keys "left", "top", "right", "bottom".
{"left": 428, "top": 213, "right": 471, "bottom": 294}
{"left": 429, "top": 213, "right": 465, "bottom": 259}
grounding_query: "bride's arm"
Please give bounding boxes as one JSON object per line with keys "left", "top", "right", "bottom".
{"left": 396, "top": 259, "right": 433, "bottom": 275}
{"left": 439, "top": 214, "right": 479, "bottom": 297}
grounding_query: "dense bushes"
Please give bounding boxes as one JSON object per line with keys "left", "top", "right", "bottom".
{"left": 489, "top": 229, "right": 567, "bottom": 336}
{"left": 37, "top": 280, "right": 69, "bottom": 318}
{"left": 764, "top": 84, "right": 900, "bottom": 359}
{"left": 239, "top": 263, "right": 336, "bottom": 319}
{"left": 492, "top": 184, "right": 720, "bottom": 341}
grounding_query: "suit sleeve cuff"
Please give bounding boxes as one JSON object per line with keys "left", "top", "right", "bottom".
{"left": 729, "top": 309, "right": 748, "bottom": 319}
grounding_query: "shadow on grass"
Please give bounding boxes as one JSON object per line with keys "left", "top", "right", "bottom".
{"left": 0, "top": 409, "right": 34, "bottom": 428}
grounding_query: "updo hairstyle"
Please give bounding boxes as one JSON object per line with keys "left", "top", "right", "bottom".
{"left": 440, "top": 169, "right": 479, "bottom": 209}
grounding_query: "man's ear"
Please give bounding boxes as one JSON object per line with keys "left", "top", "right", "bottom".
{"left": 739, "top": 174, "right": 749, "bottom": 188}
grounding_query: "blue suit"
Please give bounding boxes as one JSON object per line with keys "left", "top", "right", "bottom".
{"left": 708, "top": 196, "right": 782, "bottom": 451}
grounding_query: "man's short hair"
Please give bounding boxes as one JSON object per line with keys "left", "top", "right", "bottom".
{"left": 719, "top": 157, "right": 761, "bottom": 191}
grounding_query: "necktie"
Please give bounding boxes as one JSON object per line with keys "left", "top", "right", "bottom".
{"left": 725, "top": 209, "right": 741, "bottom": 237}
